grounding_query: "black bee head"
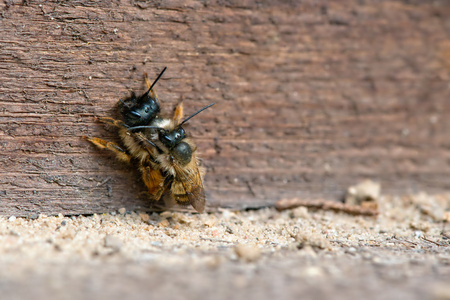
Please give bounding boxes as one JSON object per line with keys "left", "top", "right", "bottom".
{"left": 119, "top": 67, "right": 167, "bottom": 127}
{"left": 160, "top": 127, "right": 192, "bottom": 165}
{"left": 119, "top": 92, "right": 160, "bottom": 127}
{"left": 161, "top": 127, "right": 186, "bottom": 149}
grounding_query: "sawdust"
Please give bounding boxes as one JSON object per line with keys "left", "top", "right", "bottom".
{"left": 0, "top": 193, "right": 449, "bottom": 300}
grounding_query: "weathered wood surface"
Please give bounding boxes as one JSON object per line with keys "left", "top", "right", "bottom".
{"left": 1, "top": 0, "right": 449, "bottom": 216}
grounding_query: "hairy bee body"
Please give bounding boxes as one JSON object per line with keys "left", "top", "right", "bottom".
{"left": 141, "top": 109, "right": 206, "bottom": 212}
{"left": 84, "top": 68, "right": 212, "bottom": 213}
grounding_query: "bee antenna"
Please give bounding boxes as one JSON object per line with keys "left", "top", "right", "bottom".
{"left": 143, "top": 137, "right": 158, "bottom": 149}
{"left": 119, "top": 99, "right": 127, "bottom": 108}
{"left": 127, "top": 125, "right": 167, "bottom": 133}
{"left": 143, "top": 67, "right": 167, "bottom": 97}
{"left": 179, "top": 102, "right": 216, "bottom": 126}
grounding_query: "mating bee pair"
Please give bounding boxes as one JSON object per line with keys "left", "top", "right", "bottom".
{"left": 84, "top": 68, "right": 214, "bottom": 213}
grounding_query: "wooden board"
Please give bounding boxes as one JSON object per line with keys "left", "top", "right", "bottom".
{"left": 1, "top": 0, "right": 450, "bottom": 216}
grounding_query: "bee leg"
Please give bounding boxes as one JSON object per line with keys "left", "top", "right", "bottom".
{"left": 141, "top": 164, "right": 165, "bottom": 200}
{"left": 144, "top": 72, "right": 158, "bottom": 99}
{"left": 160, "top": 177, "right": 177, "bottom": 209}
{"left": 173, "top": 102, "right": 184, "bottom": 124}
{"left": 97, "top": 117, "right": 127, "bottom": 129}
{"left": 83, "top": 136, "right": 131, "bottom": 163}
{"left": 162, "top": 193, "right": 177, "bottom": 210}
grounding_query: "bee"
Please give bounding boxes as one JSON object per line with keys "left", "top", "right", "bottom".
{"left": 118, "top": 67, "right": 166, "bottom": 127}
{"left": 84, "top": 68, "right": 215, "bottom": 213}
{"left": 128, "top": 102, "right": 215, "bottom": 212}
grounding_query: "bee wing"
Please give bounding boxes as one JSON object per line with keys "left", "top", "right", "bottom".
{"left": 174, "top": 163, "right": 206, "bottom": 213}
{"left": 173, "top": 102, "right": 184, "bottom": 125}
{"left": 184, "top": 172, "right": 206, "bottom": 213}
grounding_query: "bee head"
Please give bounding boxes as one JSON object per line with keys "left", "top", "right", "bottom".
{"left": 119, "top": 67, "right": 167, "bottom": 127}
{"left": 160, "top": 127, "right": 186, "bottom": 149}
{"left": 120, "top": 93, "right": 160, "bottom": 127}
{"left": 157, "top": 127, "right": 192, "bottom": 165}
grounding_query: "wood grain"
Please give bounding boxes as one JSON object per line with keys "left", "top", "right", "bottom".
{"left": 1, "top": 0, "right": 449, "bottom": 216}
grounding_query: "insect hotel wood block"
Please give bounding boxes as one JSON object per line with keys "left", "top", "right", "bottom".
{"left": 1, "top": 1, "right": 449, "bottom": 216}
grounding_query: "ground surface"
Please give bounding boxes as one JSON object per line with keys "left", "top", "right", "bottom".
{"left": 0, "top": 193, "right": 449, "bottom": 300}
